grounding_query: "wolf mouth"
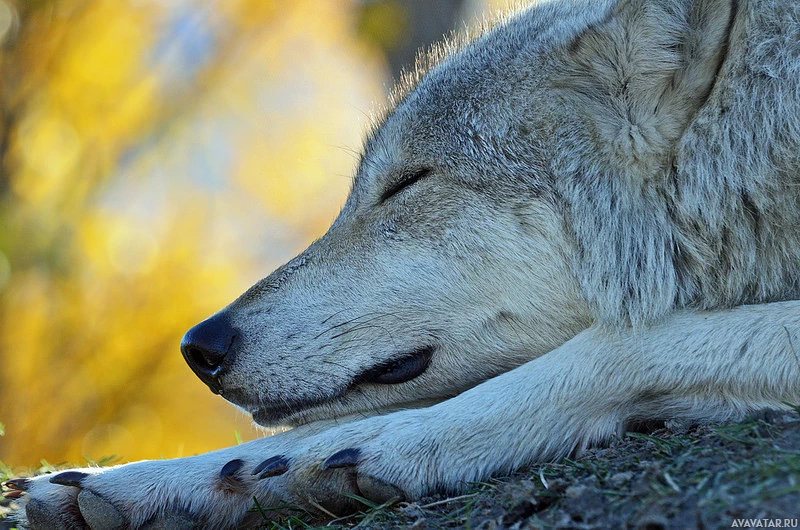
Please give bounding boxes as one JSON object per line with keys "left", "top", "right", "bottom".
{"left": 251, "top": 346, "right": 435, "bottom": 425}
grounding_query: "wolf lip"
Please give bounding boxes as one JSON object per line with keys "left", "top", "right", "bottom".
{"left": 252, "top": 405, "right": 295, "bottom": 426}
{"left": 247, "top": 347, "right": 435, "bottom": 426}
{"left": 356, "top": 346, "right": 435, "bottom": 385}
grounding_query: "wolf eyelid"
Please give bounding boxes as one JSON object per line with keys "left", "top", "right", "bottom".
{"left": 379, "top": 168, "right": 431, "bottom": 204}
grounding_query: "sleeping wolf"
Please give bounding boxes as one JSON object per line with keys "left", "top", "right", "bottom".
{"left": 7, "top": 0, "right": 800, "bottom": 527}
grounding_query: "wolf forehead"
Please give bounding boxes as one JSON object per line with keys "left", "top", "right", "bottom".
{"left": 355, "top": 1, "right": 616, "bottom": 185}
{"left": 362, "top": 2, "right": 592, "bottom": 165}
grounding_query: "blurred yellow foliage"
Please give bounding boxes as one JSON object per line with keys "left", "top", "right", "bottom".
{"left": 0, "top": 0, "right": 505, "bottom": 471}
{"left": 0, "top": 0, "right": 386, "bottom": 468}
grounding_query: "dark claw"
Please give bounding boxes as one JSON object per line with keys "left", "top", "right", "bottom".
{"left": 322, "top": 448, "right": 361, "bottom": 470}
{"left": 49, "top": 470, "right": 89, "bottom": 487}
{"left": 3, "top": 478, "right": 30, "bottom": 491}
{"left": 251, "top": 455, "right": 284, "bottom": 476}
{"left": 220, "top": 458, "right": 244, "bottom": 480}
{"left": 252, "top": 456, "right": 290, "bottom": 478}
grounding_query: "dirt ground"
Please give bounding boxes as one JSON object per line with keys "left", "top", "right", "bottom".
{"left": 301, "top": 410, "right": 800, "bottom": 530}
{"left": 3, "top": 410, "right": 799, "bottom": 529}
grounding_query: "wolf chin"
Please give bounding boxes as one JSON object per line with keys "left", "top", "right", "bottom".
{"left": 7, "top": 0, "right": 800, "bottom": 527}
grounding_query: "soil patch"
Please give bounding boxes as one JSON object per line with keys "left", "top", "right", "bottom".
{"left": 305, "top": 410, "right": 800, "bottom": 530}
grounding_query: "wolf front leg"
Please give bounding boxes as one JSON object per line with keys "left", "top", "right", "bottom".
{"left": 256, "top": 300, "right": 800, "bottom": 513}
{"left": 3, "top": 421, "right": 338, "bottom": 529}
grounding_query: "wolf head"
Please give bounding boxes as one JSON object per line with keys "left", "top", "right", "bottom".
{"left": 181, "top": 0, "right": 733, "bottom": 427}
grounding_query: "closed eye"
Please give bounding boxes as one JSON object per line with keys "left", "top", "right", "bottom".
{"left": 379, "top": 168, "right": 431, "bottom": 204}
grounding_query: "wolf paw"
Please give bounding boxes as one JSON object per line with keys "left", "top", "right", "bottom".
{"left": 46, "top": 470, "right": 203, "bottom": 529}
{"left": 2, "top": 457, "right": 268, "bottom": 529}
{"left": 4, "top": 470, "right": 97, "bottom": 529}
{"left": 253, "top": 448, "right": 407, "bottom": 515}
{"left": 321, "top": 447, "right": 408, "bottom": 504}
{"left": 252, "top": 415, "right": 436, "bottom": 517}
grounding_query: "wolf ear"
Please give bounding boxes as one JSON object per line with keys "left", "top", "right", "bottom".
{"left": 555, "top": 0, "right": 734, "bottom": 175}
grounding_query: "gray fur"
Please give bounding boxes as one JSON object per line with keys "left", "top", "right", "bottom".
{"left": 8, "top": 0, "right": 800, "bottom": 527}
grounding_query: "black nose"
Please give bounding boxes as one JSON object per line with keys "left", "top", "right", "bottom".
{"left": 181, "top": 313, "right": 236, "bottom": 394}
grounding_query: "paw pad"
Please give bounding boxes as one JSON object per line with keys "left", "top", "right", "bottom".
{"left": 77, "top": 489, "right": 127, "bottom": 530}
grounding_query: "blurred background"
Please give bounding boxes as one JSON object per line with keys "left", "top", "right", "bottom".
{"left": 0, "top": 0, "right": 514, "bottom": 470}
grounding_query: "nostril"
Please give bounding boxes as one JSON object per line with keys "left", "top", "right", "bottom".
{"left": 183, "top": 344, "right": 224, "bottom": 375}
{"left": 180, "top": 312, "right": 236, "bottom": 394}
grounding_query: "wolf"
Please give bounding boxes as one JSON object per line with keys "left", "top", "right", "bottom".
{"left": 6, "top": 0, "right": 800, "bottom": 527}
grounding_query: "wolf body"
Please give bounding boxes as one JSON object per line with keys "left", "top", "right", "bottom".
{"left": 8, "top": 0, "right": 800, "bottom": 527}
